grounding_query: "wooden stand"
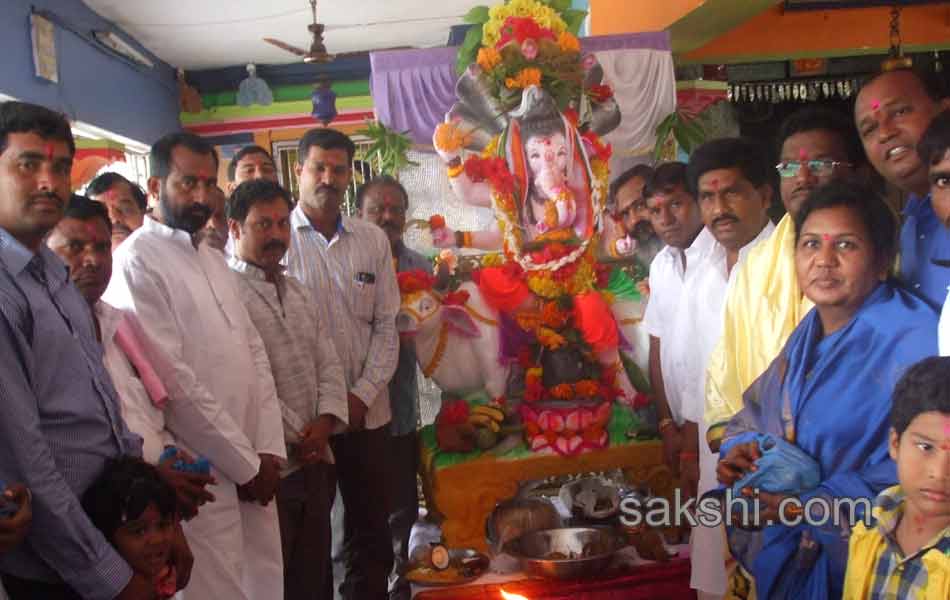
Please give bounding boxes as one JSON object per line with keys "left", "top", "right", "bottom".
{"left": 423, "top": 440, "right": 674, "bottom": 552}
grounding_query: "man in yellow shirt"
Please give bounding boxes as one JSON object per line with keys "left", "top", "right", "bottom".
{"left": 843, "top": 356, "right": 949, "bottom": 600}
{"left": 704, "top": 107, "right": 865, "bottom": 450}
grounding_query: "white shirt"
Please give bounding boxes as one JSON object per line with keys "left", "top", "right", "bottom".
{"left": 642, "top": 227, "right": 716, "bottom": 425}
{"left": 284, "top": 206, "right": 400, "bottom": 431}
{"left": 96, "top": 302, "right": 171, "bottom": 464}
{"left": 670, "top": 219, "right": 774, "bottom": 596}
{"left": 103, "top": 217, "right": 286, "bottom": 485}
{"left": 940, "top": 287, "right": 949, "bottom": 356}
{"left": 673, "top": 220, "right": 776, "bottom": 425}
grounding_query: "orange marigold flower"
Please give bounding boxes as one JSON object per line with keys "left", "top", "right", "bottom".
{"left": 574, "top": 379, "right": 601, "bottom": 398}
{"left": 525, "top": 367, "right": 543, "bottom": 386}
{"left": 477, "top": 46, "right": 502, "bottom": 71}
{"left": 433, "top": 122, "right": 471, "bottom": 153}
{"left": 550, "top": 383, "right": 575, "bottom": 400}
{"left": 516, "top": 310, "right": 542, "bottom": 333}
{"left": 505, "top": 67, "right": 542, "bottom": 90}
{"left": 557, "top": 32, "right": 580, "bottom": 53}
{"left": 540, "top": 302, "right": 569, "bottom": 329}
{"left": 537, "top": 327, "right": 567, "bottom": 350}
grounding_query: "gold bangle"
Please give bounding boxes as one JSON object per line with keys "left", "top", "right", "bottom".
{"left": 447, "top": 162, "right": 464, "bottom": 179}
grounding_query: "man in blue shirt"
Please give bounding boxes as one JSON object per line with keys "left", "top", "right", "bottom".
{"left": 357, "top": 175, "right": 430, "bottom": 600}
{"left": 855, "top": 68, "right": 950, "bottom": 307}
{"left": 0, "top": 101, "right": 188, "bottom": 600}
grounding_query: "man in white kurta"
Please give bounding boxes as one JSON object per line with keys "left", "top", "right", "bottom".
{"left": 672, "top": 138, "right": 777, "bottom": 599}
{"left": 103, "top": 134, "right": 286, "bottom": 600}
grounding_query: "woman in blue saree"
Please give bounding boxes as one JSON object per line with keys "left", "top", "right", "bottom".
{"left": 716, "top": 181, "right": 939, "bottom": 599}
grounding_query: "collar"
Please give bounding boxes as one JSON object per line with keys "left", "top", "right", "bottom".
{"left": 0, "top": 227, "right": 68, "bottom": 282}
{"left": 902, "top": 193, "right": 933, "bottom": 218}
{"left": 228, "top": 255, "right": 283, "bottom": 283}
{"left": 874, "top": 485, "right": 950, "bottom": 561}
{"left": 709, "top": 220, "right": 775, "bottom": 264}
{"left": 291, "top": 204, "right": 347, "bottom": 236}
{"left": 142, "top": 215, "right": 198, "bottom": 249}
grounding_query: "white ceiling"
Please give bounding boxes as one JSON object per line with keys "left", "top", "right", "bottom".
{"left": 83, "top": 0, "right": 485, "bottom": 70}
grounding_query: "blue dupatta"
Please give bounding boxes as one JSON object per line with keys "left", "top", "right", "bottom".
{"left": 720, "top": 282, "right": 938, "bottom": 599}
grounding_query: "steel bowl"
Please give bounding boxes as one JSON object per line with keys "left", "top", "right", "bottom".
{"left": 504, "top": 527, "right": 624, "bottom": 579}
{"left": 485, "top": 496, "right": 561, "bottom": 554}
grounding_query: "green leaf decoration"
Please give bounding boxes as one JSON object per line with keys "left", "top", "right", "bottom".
{"left": 355, "top": 121, "right": 418, "bottom": 178}
{"left": 562, "top": 9, "right": 588, "bottom": 35}
{"left": 463, "top": 5, "right": 490, "bottom": 24}
{"left": 456, "top": 25, "right": 484, "bottom": 74}
{"left": 546, "top": 0, "right": 572, "bottom": 12}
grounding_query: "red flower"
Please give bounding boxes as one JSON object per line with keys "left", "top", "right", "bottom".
{"left": 438, "top": 399, "right": 470, "bottom": 426}
{"left": 397, "top": 269, "right": 435, "bottom": 294}
{"left": 581, "top": 130, "right": 613, "bottom": 162}
{"left": 517, "top": 346, "right": 537, "bottom": 369}
{"left": 429, "top": 214, "right": 446, "bottom": 230}
{"left": 495, "top": 17, "right": 557, "bottom": 49}
{"left": 524, "top": 380, "right": 545, "bottom": 403}
{"left": 588, "top": 84, "right": 613, "bottom": 103}
{"left": 463, "top": 156, "right": 515, "bottom": 196}
{"left": 632, "top": 392, "right": 651, "bottom": 409}
{"left": 594, "top": 262, "right": 612, "bottom": 289}
{"left": 442, "top": 290, "right": 470, "bottom": 306}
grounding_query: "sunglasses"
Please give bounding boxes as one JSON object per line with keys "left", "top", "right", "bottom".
{"left": 775, "top": 160, "right": 851, "bottom": 178}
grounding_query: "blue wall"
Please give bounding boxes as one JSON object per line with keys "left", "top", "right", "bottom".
{"left": 0, "top": 0, "right": 180, "bottom": 145}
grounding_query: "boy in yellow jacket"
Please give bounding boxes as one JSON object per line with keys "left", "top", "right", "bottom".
{"left": 843, "top": 356, "right": 949, "bottom": 599}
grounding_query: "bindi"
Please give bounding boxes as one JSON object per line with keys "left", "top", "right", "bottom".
{"left": 871, "top": 99, "right": 881, "bottom": 111}
{"left": 822, "top": 234, "right": 832, "bottom": 242}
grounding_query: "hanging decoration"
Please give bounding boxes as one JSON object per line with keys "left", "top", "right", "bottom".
{"left": 727, "top": 77, "right": 861, "bottom": 104}
{"left": 311, "top": 79, "right": 337, "bottom": 125}
{"left": 882, "top": 3, "right": 912, "bottom": 72}
{"left": 237, "top": 63, "right": 274, "bottom": 107}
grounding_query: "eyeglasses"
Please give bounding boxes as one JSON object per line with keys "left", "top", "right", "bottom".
{"left": 775, "top": 160, "right": 851, "bottom": 178}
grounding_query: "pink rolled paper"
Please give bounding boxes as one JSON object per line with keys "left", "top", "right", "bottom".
{"left": 114, "top": 317, "right": 169, "bottom": 409}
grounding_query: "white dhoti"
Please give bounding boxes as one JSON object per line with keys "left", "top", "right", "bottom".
{"left": 689, "top": 417, "right": 727, "bottom": 598}
{"left": 180, "top": 472, "right": 283, "bottom": 600}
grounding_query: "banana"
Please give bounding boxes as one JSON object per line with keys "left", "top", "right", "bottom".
{"left": 467, "top": 414, "right": 502, "bottom": 432}
{"left": 471, "top": 405, "right": 505, "bottom": 422}
{"left": 467, "top": 414, "right": 494, "bottom": 428}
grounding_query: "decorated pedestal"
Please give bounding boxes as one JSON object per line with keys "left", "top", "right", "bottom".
{"left": 420, "top": 404, "right": 674, "bottom": 552}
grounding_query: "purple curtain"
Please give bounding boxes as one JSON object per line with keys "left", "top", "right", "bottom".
{"left": 369, "top": 32, "right": 671, "bottom": 146}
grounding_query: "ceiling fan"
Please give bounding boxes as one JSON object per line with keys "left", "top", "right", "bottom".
{"left": 263, "top": 0, "right": 336, "bottom": 63}
{"left": 263, "top": 0, "right": 429, "bottom": 63}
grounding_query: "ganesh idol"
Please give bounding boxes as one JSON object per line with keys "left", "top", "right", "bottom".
{"left": 425, "top": 47, "right": 645, "bottom": 412}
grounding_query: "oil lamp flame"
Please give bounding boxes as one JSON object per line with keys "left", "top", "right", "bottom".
{"left": 500, "top": 590, "right": 530, "bottom": 600}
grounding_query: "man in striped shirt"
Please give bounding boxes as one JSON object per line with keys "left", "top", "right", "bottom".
{"left": 284, "top": 129, "right": 400, "bottom": 600}
{"left": 228, "top": 178, "right": 348, "bottom": 600}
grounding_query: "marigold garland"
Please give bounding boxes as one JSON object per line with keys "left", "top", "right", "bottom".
{"left": 557, "top": 31, "right": 580, "bottom": 53}
{"left": 476, "top": 46, "right": 502, "bottom": 71}
{"left": 505, "top": 67, "right": 542, "bottom": 90}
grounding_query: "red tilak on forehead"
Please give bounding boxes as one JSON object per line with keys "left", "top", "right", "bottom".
{"left": 871, "top": 99, "right": 881, "bottom": 111}
{"left": 798, "top": 148, "right": 809, "bottom": 161}
{"left": 45, "top": 143, "right": 55, "bottom": 161}
{"left": 822, "top": 234, "right": 832, "bottom": 241}
{"left": 944, "top": 417, "right": 950, "bottom": 436}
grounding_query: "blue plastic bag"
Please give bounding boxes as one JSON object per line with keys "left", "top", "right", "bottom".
{"left": 731, "top": 433, "right": 821, "bottom": 497}
{"left": 159, "top": 446, "right": 212, "bottom": 476}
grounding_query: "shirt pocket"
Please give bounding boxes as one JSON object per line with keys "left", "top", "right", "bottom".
{"left": 352, "top": 278, "right": 376, "bottom": 323}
